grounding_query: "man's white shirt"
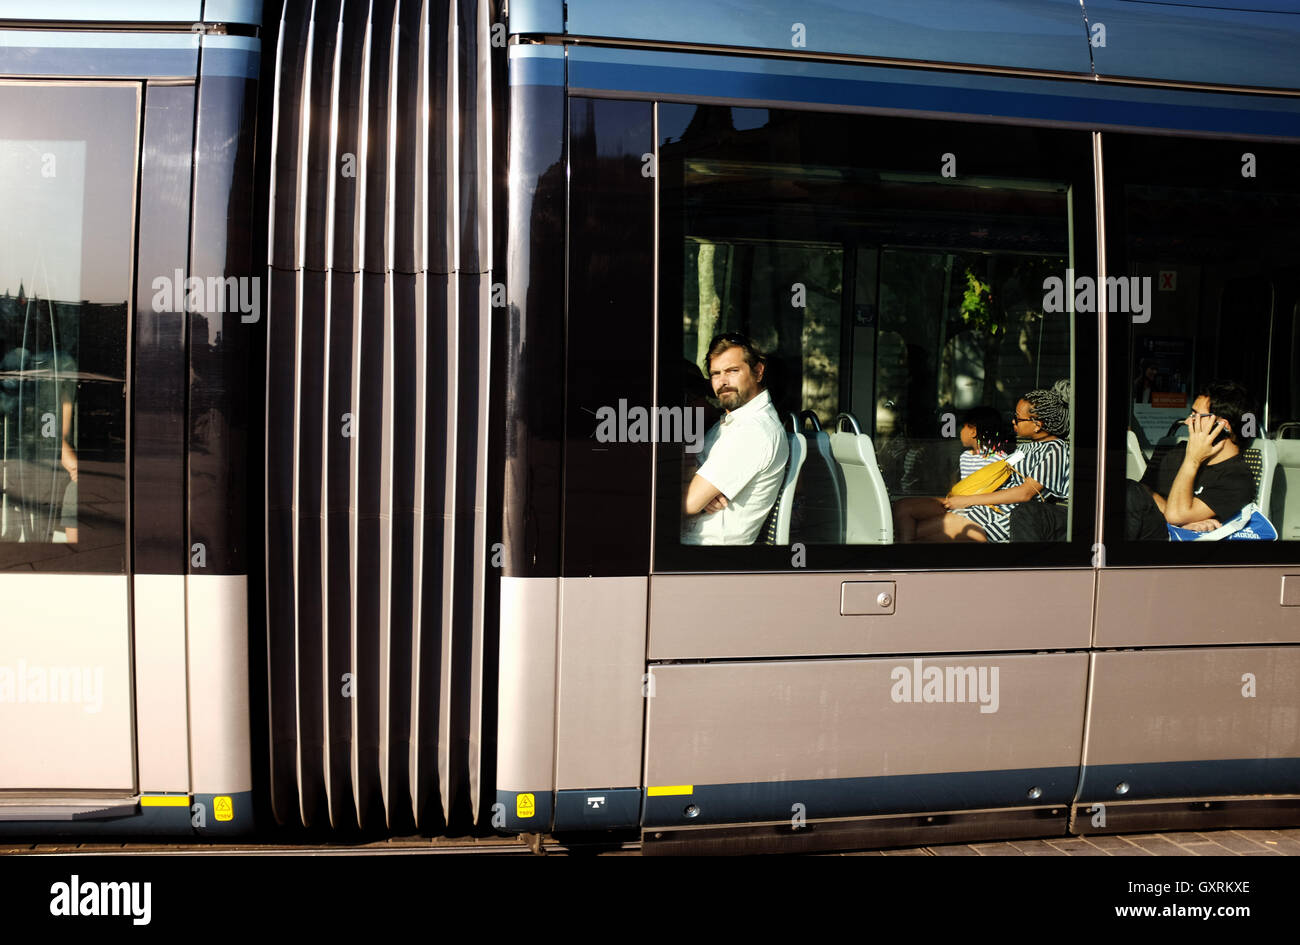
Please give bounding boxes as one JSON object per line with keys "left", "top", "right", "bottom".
{"left": 681, "top": 389, "right": 789, "bottom": 545}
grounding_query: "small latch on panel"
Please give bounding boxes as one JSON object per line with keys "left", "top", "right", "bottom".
{"left": 841, "top": 581, "right": 896, "bottom": 616}
{"left": 1282, "top": 575, "right": 1300, "bottom": 607}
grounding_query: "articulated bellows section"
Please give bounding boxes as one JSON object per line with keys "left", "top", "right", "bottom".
{"left": 265, "top": 0, "right": 495, "bottom": 832}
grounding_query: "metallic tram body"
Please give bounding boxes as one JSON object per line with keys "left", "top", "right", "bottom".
{"left": 1, "top": 0, "right": 1298, "bottom": 852}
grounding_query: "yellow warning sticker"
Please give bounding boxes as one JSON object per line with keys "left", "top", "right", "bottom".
{"left": 140, "top": 795, "right": 189, "bottom": 807}
{"left": 647, "top": 785, "right": 694, "bottom": 797}
{"left": 214, "top": 795, "right": 234, "bottom": 822}
{"left": 516, "top": 793, "right": 535, "bottom": 818}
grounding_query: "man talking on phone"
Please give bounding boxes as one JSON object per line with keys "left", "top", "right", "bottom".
{"left": 1138, "top": 380, "right": 1256, "bottom": 532}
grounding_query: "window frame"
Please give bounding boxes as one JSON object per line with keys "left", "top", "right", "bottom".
{"left": 652, "top": 105, "right": 1100, "bottom": 574}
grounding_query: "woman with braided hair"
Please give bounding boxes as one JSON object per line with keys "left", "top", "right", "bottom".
{"left": 913, "top": 380, "right": 1071, "bottom": 542}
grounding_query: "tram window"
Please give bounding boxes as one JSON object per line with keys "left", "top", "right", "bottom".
{"left": 0, "top": 83, "right": 134, "bottom": 571}
{"left": 657, "top": 105, "right": 1090, "bottom": 564}
{"left": 1108, "top": 135, "right": 1300, "bottom": 548}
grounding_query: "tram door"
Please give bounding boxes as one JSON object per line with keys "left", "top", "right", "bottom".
{"left": 0, "top": 82, "right": 141, "bottom": 793}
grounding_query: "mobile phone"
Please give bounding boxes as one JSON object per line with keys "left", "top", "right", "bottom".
{"left": 1192, "top": 413, "right": 1228, "bottom": 442}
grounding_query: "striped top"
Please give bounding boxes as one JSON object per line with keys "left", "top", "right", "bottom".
{"left": 1007, "top": 438, "right": 1070, "bottom": 500}
{"left": 958, "top": 448, "right": 1008, "bottom": 481}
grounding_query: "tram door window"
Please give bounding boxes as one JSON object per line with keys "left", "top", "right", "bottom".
{"left": 0, "top": 83, "right": 134, "bottom": 572}
{"left": 656, "top": 105, "right": 1096, "bottom": 568}
{"left": 1105, "top": 135, "right": 1300, "bottom": 549}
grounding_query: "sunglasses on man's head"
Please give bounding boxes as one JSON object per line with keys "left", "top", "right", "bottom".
{"left": 709, "top": 332, "right": 751, "bottom": 347}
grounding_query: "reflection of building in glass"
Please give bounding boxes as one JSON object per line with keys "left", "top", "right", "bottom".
{"left": 0, "top": 285, "right": 126, "bottom": 544}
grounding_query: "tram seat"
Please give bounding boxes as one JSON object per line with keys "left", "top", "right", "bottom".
{"left": 1126, "top": 429, "right": 1147, "bottom": 480}
{"left": 1145, "top": 421, "right": 1190, "bottom": 489}
{"left": 792, "top": 410, "right": 846, "bottom": 543}
{"left": 1128, "top": 412, "right": 1155, "bottom": 459}
{"left": 1272, "top": 423, "right": 1300, "bottom": 540}
{"left": 1241, "top": 437, "right": 1276, "bottom": 515}
{"left": 756, "top": 419, "right": 807, "bottom": 546}
{"left": 1154, "top": 424, "right": 1190, "bottom": 450}
{"left": 827, "top": 412, "right": 893, "bottom": 544}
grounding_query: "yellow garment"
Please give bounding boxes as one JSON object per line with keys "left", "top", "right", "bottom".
{"left": 947, "top": 450, "right": 1024, "bottom": 513}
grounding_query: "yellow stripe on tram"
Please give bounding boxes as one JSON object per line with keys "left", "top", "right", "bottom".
{"left": 647, "top": 785, "right": 694, "bottom": 797}
{"left": 140, "top": 795, "right": 190, "bottom": 807}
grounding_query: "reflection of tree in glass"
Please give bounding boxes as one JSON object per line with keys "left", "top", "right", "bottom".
{"left": 796, "top": 248, "right": 842, "bottom": 422}
{"left": 939, "top": 256, "right": 1065, "bottom": 413}
{"left": 685, "top": 239, "right": 841, "bottom": 422}
{"left": 960, "top": 268, "right": 995, "bottom": 332}
{"left": 695, "top": 242, "right": 720, "bottom": 368}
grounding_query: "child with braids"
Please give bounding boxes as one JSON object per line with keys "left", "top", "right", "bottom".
{"left": 913, "top": 380, "right": 1072, "bottom": 542}
{"left": 892, "top": 406, "right": 1013, "bottom": 542}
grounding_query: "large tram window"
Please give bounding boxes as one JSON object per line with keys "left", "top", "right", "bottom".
{"left": 0, "top": 83, "right": 136, "bottom": 572}
{"left": 1106, "top": 135, "right": 1300, "bottom": 554}
{"left": 656, "top": 105, "right": 1096, "bottom": 569}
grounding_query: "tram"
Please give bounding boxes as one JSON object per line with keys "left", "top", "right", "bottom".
{"left": 0, "top": 0, "right": 1298, "bottom": 854}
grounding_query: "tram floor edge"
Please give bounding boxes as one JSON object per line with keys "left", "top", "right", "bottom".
{"left": 639, "top": 796, "right": 1300, "bottom": 855}
{"left": 1070, "top": 796, "right": 1300, "bottom": 836}
{"left": 640, "top": 804, "right": 1067, "bottom": 855}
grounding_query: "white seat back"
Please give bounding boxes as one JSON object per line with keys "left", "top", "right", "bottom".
{"left": 827, "top": 413, "right": 893, "bottom": 544}
{"left": 1126, "top": 429, "right": 1147, "bottom": 480}
{"left": 1270, "top": 424, "right": 1300, "bottom": 541}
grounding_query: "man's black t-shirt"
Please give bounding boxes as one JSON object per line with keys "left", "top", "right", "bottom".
{"left": 1140, "top": 443, "right": 1256, "bottom": 521}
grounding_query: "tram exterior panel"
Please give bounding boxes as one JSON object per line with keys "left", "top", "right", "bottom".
{"left": 0, "top": 0, "right": 1298, "bottom": 851}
